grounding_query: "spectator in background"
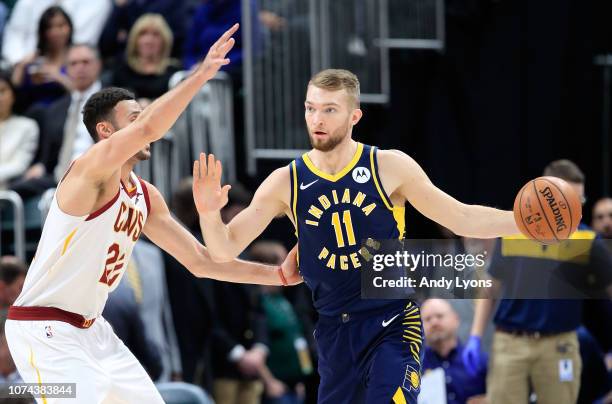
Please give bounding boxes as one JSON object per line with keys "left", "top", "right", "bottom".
{"left": 165, "top": 177, "right": 216, "bottom": 390}
{"left": 0, "top": 314, "right": 21, "bottom": 383}
{"left": 0, "top": 71, "right": 38, "bottom": 189}
{"left": 249, "top": 241, "right": 312, "bottom": 404}
{"left": 129, "top": 240, "right": 182, "bottom": 382}
{"left": 98, "top": 0, "right": 190, "bottom": 61}
{"left": 108, "top": 13, "right": 180, "bottom": 106}
{"left": 464, "top": 160, "right": 612, "bottom": 404}
{"left": 102, "top": 267, "right": 163, "bottom": 381}
{"left": 0, "top": 256, "right": 26, "bottom": 312}
{"left": 421, "top": 299, "right": 487, "bottom": 404}
{"left": 183, "top": 0, "right": 261, "bottom": 79}
{"left": 211, "top": 182, "right": 268, "bottom": 404}
{"left": 2, "top": 0, "right": 111, "bottom": 66}
{"left": 592, "top": 197, "right": 612, "bottom": 239}
{"left": 11, "top": 44, "right": 101, "bottom": 198}
{"left": 11, "top": 6, "right": 73, "bottom": 110}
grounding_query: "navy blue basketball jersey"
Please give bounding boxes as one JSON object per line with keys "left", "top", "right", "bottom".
{"left": 289, "top": 143, "right": 405, "bottom": 316}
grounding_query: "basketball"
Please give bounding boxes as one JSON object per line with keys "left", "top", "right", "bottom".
{"left": 513, "top": 176, "right": 582, "bottom": 243}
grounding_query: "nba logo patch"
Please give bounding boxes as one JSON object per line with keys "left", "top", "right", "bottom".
{"left": 45, "top": 326, "right": 53, "bottom": 338}
{"left": 402, "top": 364, "right": 420, "bottom": 392}
{"left": 352, "top": 167, "right": 371, "bottom": 183}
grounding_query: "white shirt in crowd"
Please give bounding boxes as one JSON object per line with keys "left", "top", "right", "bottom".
{"left": 70, "top": 80, "right": 101, "bottom": 160}
{"left": 2, "top": 0, "right": 112, "bottom": 65}
{"left": 0, "top": 115, "right": 38, "bottom": 189}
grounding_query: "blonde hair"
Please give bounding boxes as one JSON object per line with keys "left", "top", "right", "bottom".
{"left": 309, "top": 69, "right": 360, "bottom": 108}
{"left": 126, "top": 14, "right": 173, "bottom": 75}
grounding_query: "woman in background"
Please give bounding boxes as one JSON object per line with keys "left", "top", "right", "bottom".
{"left": 110, "top": 13, "right": 180, "bottom": 107}
{"left": 0, "top": 71, "right": 38, "bottom": 189}
{"left": 11, "top": 6, "right": 73, "bottom": 110}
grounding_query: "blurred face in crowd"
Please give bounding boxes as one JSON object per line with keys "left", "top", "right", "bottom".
{"left": 0, "top": 80, "right": 15, "bottom": 120}
{"left": 592, "top": 197, "right": 612, "bottom": 238}
{"left": 0, "top": 274, "right": 25, "bottom": 307}
{"left": 103, "top": 100, "right": 151, "bottom": 161}
{"left": 45, "top": 12, "right": 71, "bottom": 51}
{"left": 66, "top": 46, "right": 101, "bottom": 92}
{"left": 137, "top": 26, "right": 164, "bottom": 60}
{"left": 421, "top": 299, "right": 459, "bottom": 345}
{"left": 305, "top": 85, "right": 362, "bottom": 152}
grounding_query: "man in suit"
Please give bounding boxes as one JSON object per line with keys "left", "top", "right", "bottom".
{"left": 11, "top": 43, "right": 102, "bottom": 198}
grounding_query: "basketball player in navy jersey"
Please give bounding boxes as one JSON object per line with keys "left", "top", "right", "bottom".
{"left": 194, "top": 69, "right": 519, "bottom": 403}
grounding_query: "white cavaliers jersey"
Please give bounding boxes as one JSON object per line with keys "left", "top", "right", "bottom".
{"left": 14, "top": 172, "right": 150, "bottom": 319}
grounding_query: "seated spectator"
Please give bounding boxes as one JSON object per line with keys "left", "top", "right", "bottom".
{"left": 421, "top": 299, "right": 487, "bottom": 404}
{"left": 2, "top": 0, "right": 111, "bottom": 66}
{"left": 0, "top": 71, "right": 38, "bottom": 189}
{"left": 0, "top": 313, "right": 21, "bottom": 383}
{"left": 183, "top": 0, "right": 258, "bottom": 77}
{"left": 98, "top": 0, "right": 190, "bottom": 61}
{"left": 592, "top": 197, "right": 612, "bottom": 239}
{"left": 11, "top": 44, "right": 101, "bottom": 198}
{"left": 130, "top": 240, "right": 182, "bottom": 382}
{"left": 0, "top": 256, "right": 26, "bottom": 312}
{"left": 109, "top": 13, "right": 180, "bottom": 106}
{"left": 249, "top": 241, "right": 312, "bottom": 404}
{"left": 11, "top": 6, "right": 73, "bottom": 110}
{"left": 102, "top": 263, "right": 163, "bottom": 381}
{"left": 164, "top": 177, "right": 216, "bottom": 389}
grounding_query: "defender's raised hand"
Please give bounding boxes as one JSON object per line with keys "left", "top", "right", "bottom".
{"left": 198, "top": 23, "right": 239, "bottom": 81}
{"left": 193, "top": 153, "right": 231, "bottom": 215}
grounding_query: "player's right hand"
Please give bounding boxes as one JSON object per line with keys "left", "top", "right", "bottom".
{"left": 193, "top": 153, "right": 231, "bottom": 215}
{"left": 462, "top": 335, "right": 483, "bottom": 377}
{"left": 281, "top": 245, "right": 303, "bottom": 285}
{"left": 197, "top": 23, "right": 239, "bottom": 81}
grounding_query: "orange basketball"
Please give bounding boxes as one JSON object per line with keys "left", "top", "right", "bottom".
{"left": 513, "top": 176, "right": 582, "bottom": 244}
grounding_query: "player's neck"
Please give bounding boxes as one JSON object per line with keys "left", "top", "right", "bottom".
{"left": 309, "top": 139, "right": 358, "bottom": 175}
{"left": 120, "top": 163, "right": 136, "bottom": 187}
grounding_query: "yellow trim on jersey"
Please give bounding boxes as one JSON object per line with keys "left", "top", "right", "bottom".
{"left": 29, "top": 347, "right": 48, "bottom": 404}
{"left": 302, "top": 143, "right": 364, "bottom": 182}
{"left": 501, "top": 230, "right": 596, "bottom": 264}
{"left": 392, "top": 387, "right": 407, "bottom": 404}
{"left": 291, "top": 162, "right": 299, "bottom": 237}
{"left": 369, "top": 146, "right": 393, "bottom": 210}
{"left": 369, "top": 147, "right": 406, "bottom": 238}
{"left": 61, "top": 228, "right": 77, "bottom": 256}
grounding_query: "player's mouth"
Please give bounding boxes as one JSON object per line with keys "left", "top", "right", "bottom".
{"left": 313, "top": 130, "right": 328, "bottom": 137}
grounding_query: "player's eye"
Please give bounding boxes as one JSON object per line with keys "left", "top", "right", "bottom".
{"left": 305, "top": 106, "right": 315, "bottom": 113}
{"left": 325, "top": 108, "right": 336, "bottom": 113}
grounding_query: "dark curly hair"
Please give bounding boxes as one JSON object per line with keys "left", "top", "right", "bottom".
{"left": 82, "top": 87, "right": 135, "bottom": 142}
{"left": 37, "top": 6, "right": 73, "bottom": 55}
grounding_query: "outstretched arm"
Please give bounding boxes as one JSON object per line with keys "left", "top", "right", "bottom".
{"left": 193, "top": 154, "right": 291, "bottom": 262}
{"left": 380, "top": 150, "right": 519, "bottom": 238}
{"left": 81, "top": 24, "right": 239, "bottom": 182}
{"left": 142, "top": 181, "right": 301, "bottom": 285}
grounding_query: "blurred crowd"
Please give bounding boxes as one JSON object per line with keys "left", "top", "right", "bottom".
{"left": 0, "top": 1, "right": 608, "bottom": 404}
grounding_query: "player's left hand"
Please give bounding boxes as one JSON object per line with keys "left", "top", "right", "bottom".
{"left": 280, "top": 245, "right": 303, "bottom": 285}
{"left": 193, "top": 153, "right": 231, "bottom": 215}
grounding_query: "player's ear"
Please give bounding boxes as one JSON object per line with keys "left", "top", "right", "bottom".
{"left": 351, "top": 108, "right": 363, "bottom": 125}
{"left": 96, "top": 121, "right": 114, "bottom": 140}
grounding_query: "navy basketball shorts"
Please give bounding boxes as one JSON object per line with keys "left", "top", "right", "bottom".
{"left": 314, "top": 300, "right": 424, "bottom": 404}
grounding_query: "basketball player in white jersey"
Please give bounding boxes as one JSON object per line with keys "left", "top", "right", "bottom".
{"left": 5, "top": 24, "right": 301, "bottom": 403}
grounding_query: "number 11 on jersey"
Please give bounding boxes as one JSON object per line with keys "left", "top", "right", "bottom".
{"left": 331, "top": 210, "right": 356, "bottom": 248}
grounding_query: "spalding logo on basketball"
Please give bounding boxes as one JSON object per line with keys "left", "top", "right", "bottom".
{"left": 513, "top": 176, "right": 582, "bottom": 244}
{"left": 352, "top": 167, "right": 371, "bottom": 184}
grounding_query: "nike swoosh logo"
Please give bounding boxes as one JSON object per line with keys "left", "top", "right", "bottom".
{"left": 382, "top": 313, "right": 400, "bottom": 328}
{"left": 300, "top": 180, "right": 319, "bottom": 190}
